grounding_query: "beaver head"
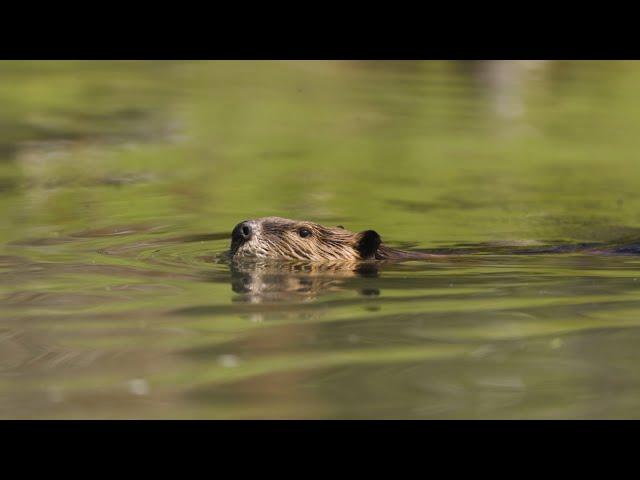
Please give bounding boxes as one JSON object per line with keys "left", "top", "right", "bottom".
{"left": 229, "top": 216, "right": 383, "bottom": 262}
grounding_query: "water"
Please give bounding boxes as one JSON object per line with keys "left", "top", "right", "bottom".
{"left": 2, "top": 60, "right": 640, "bottom": 418}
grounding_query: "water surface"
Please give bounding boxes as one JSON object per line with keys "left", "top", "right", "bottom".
{"left": 2, "top": 60, "right": 640, "bottom": 418}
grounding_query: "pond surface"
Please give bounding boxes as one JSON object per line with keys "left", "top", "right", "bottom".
{"left": 2, "top": 60, "right": 640, "bottom": 418}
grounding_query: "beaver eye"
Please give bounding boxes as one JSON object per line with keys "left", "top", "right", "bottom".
{"left": 298, "top": 228, "right": 312, "bottom": 238}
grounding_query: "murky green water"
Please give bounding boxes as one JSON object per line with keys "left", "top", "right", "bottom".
{"left": 3, "top": 60, "right": 640, "bottom": 418}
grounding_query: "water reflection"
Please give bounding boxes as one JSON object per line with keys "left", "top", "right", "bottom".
{"left": 229, "top": 258, "right": 379, "bottom": 304}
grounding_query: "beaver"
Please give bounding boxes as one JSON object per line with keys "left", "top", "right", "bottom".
{"left": 229, "top": 216, "right": 640, "bottom": 263}
{"left": 230, "top": 216, "right": 437, "bottom": 262}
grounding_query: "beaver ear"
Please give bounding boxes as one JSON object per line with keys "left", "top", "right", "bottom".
{"left": 355, "top": 230, "right": 381, "bottom": 259}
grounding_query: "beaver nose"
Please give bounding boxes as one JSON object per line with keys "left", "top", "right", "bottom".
{"left": 232, "top": 221, "right": 253, "bottom": 242}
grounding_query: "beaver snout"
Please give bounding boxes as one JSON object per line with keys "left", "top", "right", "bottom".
{"left": 232, "top": 221, "right": 253, "bottom": 243}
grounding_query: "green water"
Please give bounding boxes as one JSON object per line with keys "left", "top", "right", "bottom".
{"left": 2, "top": 60, "right": 640, "bottom": 418}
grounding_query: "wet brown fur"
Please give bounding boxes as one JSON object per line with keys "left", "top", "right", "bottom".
{"left": 230, "top": 216, "right": 436, "bottom": 262}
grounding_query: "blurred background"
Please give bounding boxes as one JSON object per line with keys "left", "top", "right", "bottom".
{"left": 2, "top": 60, "right": 640, "bottom": 419}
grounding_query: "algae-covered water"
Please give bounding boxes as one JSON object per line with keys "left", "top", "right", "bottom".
{"left": 2, "top": 60, "right": 640, "bottom": 418}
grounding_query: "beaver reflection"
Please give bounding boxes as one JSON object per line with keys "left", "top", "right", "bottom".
{"left": 229, "top": 259, "right": 380, "bottom": 303}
